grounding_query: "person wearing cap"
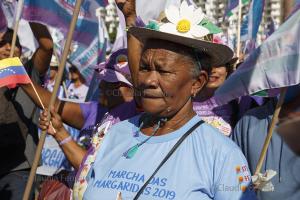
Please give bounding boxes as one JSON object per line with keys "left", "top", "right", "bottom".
{"left": 67, "top": 65, "right": 89, "bottom": 102}
{"left": 0, "top": 23, "right": 53, "bottom": 199}
{"left": 44, "top": 55, "right": 64, "bottom": 98}
{"left": 23, "top": 48, "right": 137, "bottom": 170}
{"left": 40, "top": 1, "right": 256, "bottom": 199}
{"left": 35, "top": 49, "right": 138, "bottom": 199}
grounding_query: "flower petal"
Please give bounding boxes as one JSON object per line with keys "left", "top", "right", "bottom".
{"left": 190, "top": 25, "right": 210, "bottom": 38}
{"left": 159, "top": 23, "right": 177, "bottom": 35}
{"left": 165, "top": 5, "right": 180, "bottom": 24}
{"left": 179, "top": 31, "right": 193, "bottom": 38}
{"left": 180, "top": 1, "right": 194, "bottom": 21}
{"left": 192, "top": 8, "right": 205, "bottom": 25}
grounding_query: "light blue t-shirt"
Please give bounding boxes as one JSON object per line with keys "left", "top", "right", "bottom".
{"left": 83, "top": 115, "right": 256, "bottom": 200}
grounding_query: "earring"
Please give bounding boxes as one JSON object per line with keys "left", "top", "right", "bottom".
{"left": 167, "top": 107, "right": 171, "bottom": 112}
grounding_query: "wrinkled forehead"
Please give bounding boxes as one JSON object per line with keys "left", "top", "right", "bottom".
{"left": 142, "top": 39, "right": 193, "bottom": 57}
{"left": 141, "top": 39, "right": 198, "bottom": 67}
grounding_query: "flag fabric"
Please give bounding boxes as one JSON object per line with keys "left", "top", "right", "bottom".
{"left": 1, "top": 1, "right": 37, "bottom": 54}
{"left": 242, "top": 0, "right": 265, "bottom": 53}
{"left": 214, "top": 9, "right": 300, "bottom": 105}
{"left": 0, "top": 4, "right": 7, "bottom": 33}
{"left": 248, "top": 0, "right": 265, "bottom": 39}
{"left": 240, "top": 14, "right": 249, "bottom": 41}
{"left": 23, "top": 0, "right": 108, "bottom": 84}
{"left": 224, "top": 0, "right": 249, "bottom": 18}
{"left": 0, "top": 57, "right": 31, "bottom": 89}
{"left": 65, "top": 15, "right": 107, "bottom": 84}
{"left": 22, "top": 0, "right": 108, "bottom": 46}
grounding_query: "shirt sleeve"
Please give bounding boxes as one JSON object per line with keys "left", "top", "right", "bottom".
{"left": 214, "top": 148, "right": 257, "bottom": 200}
{"left": 79, "top": 102, "right": 97, "bottom": 122}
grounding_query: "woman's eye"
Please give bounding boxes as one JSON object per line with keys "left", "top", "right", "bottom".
{"left": 158, "top": 69, "right": 171, "bottom": 74}
{"left": 139, "top": 64, "right": 150, "bottom": 71}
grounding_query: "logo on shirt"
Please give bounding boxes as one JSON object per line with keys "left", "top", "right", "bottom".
{"left": 235, "top": 165, "right": 252, "bottom": 192}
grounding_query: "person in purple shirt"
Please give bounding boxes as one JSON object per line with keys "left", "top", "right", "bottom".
{"left": 193, "top": 58, "right": 237, "bottom": 136}
{"left": 193, "top": 58, "right": 267, "bottom": 136}
{"left": 24, "top": 48, "right": 138, "bottom": 169}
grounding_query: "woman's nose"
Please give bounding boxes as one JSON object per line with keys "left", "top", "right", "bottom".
{"left": 144, "top": 71, "right": 159, "bottom": 88}
{"left": 4, "top": 43, "right": 11, "bottom": 50}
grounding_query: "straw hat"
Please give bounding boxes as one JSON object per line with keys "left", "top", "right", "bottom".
{"left": 129, "top": 1, "right": 234, "bottom": 67}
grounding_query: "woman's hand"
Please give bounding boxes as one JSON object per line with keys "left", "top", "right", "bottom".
{"left": 39, "top": 106, "right": 65, "bottom": 137}
{"left": 115, "top": 0, "right": 136, "bottom": 21}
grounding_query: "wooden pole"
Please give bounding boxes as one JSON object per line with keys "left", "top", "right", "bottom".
{"left": 29, "top": 81, "right": 56, "bottom": 134}
{"left": 53, "top": 49, "right": 69, "bottom": 97}
{"left": 62, "top": 81, "right": 69, "bottom": 97}
{"left": 22, "top": 0, "right": 83, "bottom": 199}
{"left": 236, "top": 0, "right": 242, "bottom": 61}
{"left": 9, "top": 0, "right": 24, "bottom": 58}
{"left": 254, "top": 87, "right": 288, "bottom": 175}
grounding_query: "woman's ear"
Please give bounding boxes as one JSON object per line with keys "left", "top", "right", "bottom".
{"left": 191, "top": 70, "right": 208, "bottom": 96}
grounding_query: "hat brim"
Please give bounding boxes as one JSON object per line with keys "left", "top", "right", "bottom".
{"left": 129, "top": 27, "right": 234, "bottom": 67}
{"left": 98, "top": 68, "right": 132, "bottom": 87}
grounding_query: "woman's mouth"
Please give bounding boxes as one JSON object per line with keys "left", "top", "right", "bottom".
{"left": 142, "top": 91, "right": 164, "bottom": 98}
{"left": 209, "top": 75, "right": 219, "bottom": 82}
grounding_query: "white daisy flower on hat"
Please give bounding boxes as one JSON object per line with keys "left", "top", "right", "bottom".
{"left": 159, "top": 1, "right": 209, "bottom": 38}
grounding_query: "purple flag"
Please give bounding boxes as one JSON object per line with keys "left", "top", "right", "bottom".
{"left": 215, "top": 9, "right": 300, "bottom": 105}
{"left": 224, "top": 0, "right": 239, "bottom": 17}
{"left": 23, "top": 0, "right": 108, "bottom": 46}
{"left": 0, "top": 4, "right": 7, "bottom": 33}
{"left": 23, "top": 0, "right": 108, "bottom": 84}
{"left": 242, "top": 0, "right": 265, "bottom": 53}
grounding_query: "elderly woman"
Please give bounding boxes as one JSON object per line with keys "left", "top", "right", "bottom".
{"left": 40, "top": 1, "right": 256, "bottom": 200}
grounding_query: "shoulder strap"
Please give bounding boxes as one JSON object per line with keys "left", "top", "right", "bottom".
{"left": 133, "top": 120, "right": 204, "bottom": 200}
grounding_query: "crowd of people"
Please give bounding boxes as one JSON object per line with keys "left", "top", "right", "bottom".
{"left": 0, "top": 0, "right": 299, "bottom": 200}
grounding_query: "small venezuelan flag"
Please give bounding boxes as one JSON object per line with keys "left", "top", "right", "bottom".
{"left": 0, "top": 57, "right": 31, "bottom": 89}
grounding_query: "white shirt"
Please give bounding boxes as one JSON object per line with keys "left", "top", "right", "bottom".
{"left": 67, "top": 83, "right": 89, "bottom": 102}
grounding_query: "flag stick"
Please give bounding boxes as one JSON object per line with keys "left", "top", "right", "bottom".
{"left": 29, "top": 81, "right": 45, "bottom": 109}
{"left": 254, "top": 87, "right": 288, "bottom": 175}
{"left": 53, "top": 49, "right": 69, "bottom": 97}
{"left": 9, "top": 0, "right": 24, "bottom": 58}
{"left": 28, "top": 81, "right": 56, "bottom": 134}
{"left": 22, "top": 0, "right": 83, "bottom": 199}
{"left": 236, "top": 0, "right": 242, "bottom": 61}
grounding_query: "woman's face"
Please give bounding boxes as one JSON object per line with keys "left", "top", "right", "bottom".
{"left": 137, "top": 40, "right": 207, "bottom": 117}
{"left": 206, "top": 66, "right": 228, "bottom": 90}
{"left": 0, "top": 42, "right": 21, "bottom": 59}
{"left": 49, "top": 67, "right": 58, "bottom": 80}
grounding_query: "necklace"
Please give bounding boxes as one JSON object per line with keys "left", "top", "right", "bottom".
{"left": 123, "top": 110, "right": 195, "bottom": 159}
{"left": 123, "top": 119, "right": 162, "bottom": 159}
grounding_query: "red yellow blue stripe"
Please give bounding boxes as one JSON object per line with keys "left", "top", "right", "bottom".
{"left": 0, "top": 57, "right": 31, "bottom": 88}
{"left": 0, "top": 57, "right": 23, "bottom": 70}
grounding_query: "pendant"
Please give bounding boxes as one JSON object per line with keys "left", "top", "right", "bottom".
{"left": 123, "top": 144, "right": 139, "bottom": 159}
{"left": 133, "top": 130, "right": 139, "bottom": 137}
